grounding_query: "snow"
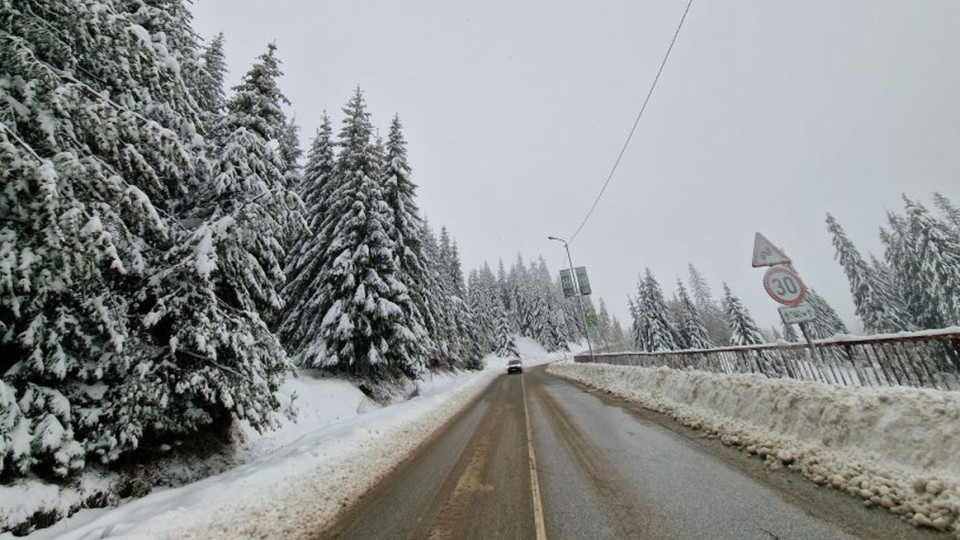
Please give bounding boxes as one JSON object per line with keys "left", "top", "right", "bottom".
{"left": 548, "top": 361, "right": 960, "bottom": 535}
{"left": 192, "top": 226, "right": 216, "bottom": 279}
{"left": 6, "top": 341, "right": 569, "bottom": 540}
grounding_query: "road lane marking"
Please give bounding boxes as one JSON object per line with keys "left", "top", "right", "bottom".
{"left": 521, "top": 374, "right": 548, "bottom": 540}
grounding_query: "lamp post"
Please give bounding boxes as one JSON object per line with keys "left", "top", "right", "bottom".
{"left": 547, "top": 236, "right": 595, "bottom": 360}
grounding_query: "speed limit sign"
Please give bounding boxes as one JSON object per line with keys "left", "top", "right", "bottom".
{"left": 763, "top": 266, "right": 807, "bottom": 306}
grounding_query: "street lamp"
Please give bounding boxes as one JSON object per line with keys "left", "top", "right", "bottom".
{"left": 547, "top": 236, "right": 595, "bottom": 360}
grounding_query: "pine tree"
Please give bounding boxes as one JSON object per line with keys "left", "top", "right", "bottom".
{"left": 279, "top": 117, "right": 303, "bottom": 185}
{"left": 280, "top": 118, "right": 338, "bottom": 361}
{"left": 933, "top": 192, "right": 960, "bottom": 233}
{"left": 380, "top": 115, "right": 431, "bottom": 356}
{"left": 596, "top": 298, "right": 614, "bottom": 349}
{"left": 287, "top": 115, "right": 336, "bottom": 261}
{"left": 675, "top": 280, "right": 714, "bottom": 349}
{"left": 420, "top": 224, "right": 454, "bottom": 366}
{"left": 138, "top": 43, "right": 298, "bottom": 456}
{"left": 882, "top": 211, "right": 929, "bottom": 328}
{"left": 903, "top": 198, "right": 960, "bottom": 326}
{"left": 451, "top": 242, "right": 483, "bottom": 368}
{"left": 494, "top": 309, "right": 520, "bottom": 357}
{"left": 628, "top": 296, "right": 642, "bottom": 349}
{"left": 531, "top": 258, "right": 568, "bottom": 351}
{"left": 1, "top": 0, "right": 266, "bottom": 476}
{"left": 312, "top": 89, "right": 421, "bottom": 380}
{"left": 826, "top": 213, "right": 912, "bottom": 333}
{"left": 563, "top": 294, "right": 584, "bottom": 342}
{"left": 631, "top": 269, "right": 683, "bottom": 352}
{"left": 497, "top": 259, "right": 512, "bottom": 318}
{"left": 722, "top": 283, "right": 765, "bottom": 346}
{"left": 508, "top": 255, "right": 534, "bottom": 337}
{"left": 466, "top": 270, "right": 492, "bottom": 352}
{"left": 116, "top": 0, "right": 205, "bottom": 100}
{"left": 804, "top": 288, "right": 849, "bottom": 339}
{"left": 687, "top": 264, "right": 732, "bottom": 345}
{"left": 196, "top": 32, "right": 227, "bottom": 122}
{"left": 473, "top": 263, "right": 502, "bottom": 352}
{"left": 609, "top": 315, "right": 628, "bottom": 352}
{"left": 882, "top": 199, "right": 960, "bottom": 329}
{"left": 782, "top": 322, "right": 800, "bottom": 342}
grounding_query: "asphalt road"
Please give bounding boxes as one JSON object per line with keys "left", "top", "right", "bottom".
{"left": 319, "top": 366, "right": 945, "bottom": 540}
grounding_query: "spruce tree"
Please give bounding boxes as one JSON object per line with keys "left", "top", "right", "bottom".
{"left": 609, "top": 315, "right": 628, "bottom": 352}
{"left": 826, "top": 213, "right": 912, "bottom": 333}
{"left": 804, "top": 288, "right": 849, "bottom": 339}
{"left": 420, "top": 223, "right": 455, "bottom": 367}
{"left": 687, "top": 264, "right": 732, "bottom": 345}
{"left": 882, "top": 211, "right": 929, "bottom": 328}
{"left": 628, "top": 296, "right": 642, "bottom": 350}
{"left": 466, "top": 270, "right": 493, "bottom": 352}
{"left": 903, "top": 198, "right": 960, "bottom": 326}
{"left": 280, "top": 118, "right": 338, "bottom": 361}
{"left": 279, "top": 117, "right": 303, "bottom": 185}
{"left": 631, "top": 269, "right": 683, "bottom": 352}
{"left": 494, "top": 309, "right": 520, "bottom": 358}
{"left": 722, "top": 283, "right": 765, "bottom": 346}
{"left": 508, "top": 255, "right": 534, "bottom": 337}
{"left": 313, "top": 89, "right": 420, "bottom": 381}
{"left": 532, "top": 258, "right": 568, "bottom": 351}
{"left": 782, "top": 322, "right": 800, "bottom": 342}
{"left": 933, "top": 192, "right": 960, "bottom": 233}
{"left": 380, "top": 114, "right": 431, "bottom": 356}
{"left": 196, "top": 32, "right": 228, "bottom": 123}
{"left": 1, "top": 0, "right": 265, "bottom": 476}
{"left": 469, "top": 263, "right": 501, "bottom": 353}
{"left": 676, "top": 280, "right": 714, "bottom": 349}
{"left": 116, "top": 0, "right": 205, "bottom": 100}
{"left": 139, "top": 43, "right": 298, "bottom": 455}
{"left": 596, "top": 298, "right": 614, "bottom": 349}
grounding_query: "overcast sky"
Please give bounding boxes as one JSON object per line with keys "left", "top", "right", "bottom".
{"left": 192, "top": 0, "right": 960, "bottom": 332}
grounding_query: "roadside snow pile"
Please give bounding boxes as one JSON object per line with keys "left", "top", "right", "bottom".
{"left": 549, "top": 361, "right": 960, "bottom": 537}
{"left": 0, "top": 373, "right": 369, "bottom": 537}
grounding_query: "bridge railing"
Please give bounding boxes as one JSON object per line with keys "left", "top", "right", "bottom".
{"left": 574, "top": 329, "right": 960, "bottom": 391}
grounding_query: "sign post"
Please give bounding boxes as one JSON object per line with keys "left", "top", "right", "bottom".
{"left": 752, "top": 233, "right": 825, "bottom": 375}
{"left": 548, "top": 236, "right": 595, "bottom": 360}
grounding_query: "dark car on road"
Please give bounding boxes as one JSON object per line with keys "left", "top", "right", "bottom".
{"left": 506, "top": 359, "right": 523, "bottom": 375}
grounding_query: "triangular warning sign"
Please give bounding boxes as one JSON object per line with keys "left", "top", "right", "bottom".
{"left": 752, "top": 232, "right": 791, "bottom": 267}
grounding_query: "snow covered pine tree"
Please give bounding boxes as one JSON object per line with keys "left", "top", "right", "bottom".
{"left": 311, "top": 90, "right": 421, "bottom": 382}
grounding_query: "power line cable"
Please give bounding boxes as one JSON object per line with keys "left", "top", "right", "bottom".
{"left": 569, "top": 0, "right": 695, "bottom": 243}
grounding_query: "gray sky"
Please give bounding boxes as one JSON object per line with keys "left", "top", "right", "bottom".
{"left": 193, "top": 0, "right": 960, "bottom": 332}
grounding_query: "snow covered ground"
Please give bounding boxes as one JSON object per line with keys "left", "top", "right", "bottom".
{"left": 2, "top": 338, "right": 569, "bottom": 539}
{"left": 549, "top": 361, "right": 960, "bottom": 537}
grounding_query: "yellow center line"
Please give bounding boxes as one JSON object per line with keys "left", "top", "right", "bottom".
{"left": 521, "top": 373, "right": 548, "bottom": 540}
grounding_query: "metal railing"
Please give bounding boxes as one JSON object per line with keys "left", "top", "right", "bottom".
{"left": 574, "top": 330, "right": 960, "bottom": 391}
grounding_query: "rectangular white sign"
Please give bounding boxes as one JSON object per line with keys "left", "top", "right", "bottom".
{"left": 779, "top": 302, "right": 815, "bottom": 324}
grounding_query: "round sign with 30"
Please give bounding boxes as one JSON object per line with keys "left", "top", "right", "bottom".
{"left": 762, "top": 266, "right": 807, "bottom": 306}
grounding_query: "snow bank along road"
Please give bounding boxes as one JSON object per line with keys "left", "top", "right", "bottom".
{"left": 550, "top": 361, "right": 960, "bottom": 537}
{"left": 320, "top": 366, "right": 938, "bottom": 539}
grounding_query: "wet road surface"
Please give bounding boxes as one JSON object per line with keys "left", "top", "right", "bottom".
{"left": 319, "top": 366, "right": 945, "bottom": 540}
